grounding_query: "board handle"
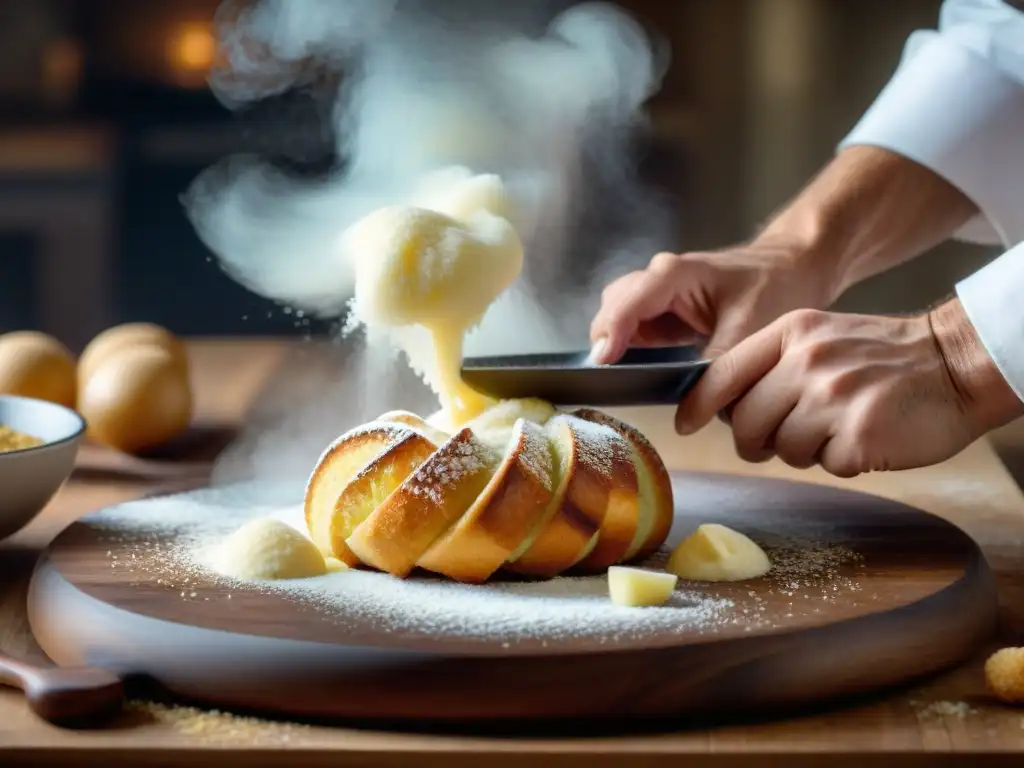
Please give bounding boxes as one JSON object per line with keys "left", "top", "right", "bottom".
{"left": 0, "top": 651, "right": 124, "bottom": 726}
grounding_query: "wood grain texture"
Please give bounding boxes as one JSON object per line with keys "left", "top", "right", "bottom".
{"left": 2, "top": 340, "right": 1024, "bottom": 766}
{"left": 29, "top": 471, "right": 996, "bottom": 722}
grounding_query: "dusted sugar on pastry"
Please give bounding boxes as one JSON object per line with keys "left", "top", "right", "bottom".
{"left": 304, "top": 399, "right": 674, "bottom": 583}
{"left": 299, "top": 170, "right": 676, "bottom": 584}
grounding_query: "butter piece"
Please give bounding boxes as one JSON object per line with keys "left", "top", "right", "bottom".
{"left": 216, "top": 517, "right": 327, "bottom": 581}
{"left": 607, "top": 566, "right": 678, "bottom": 607}
{"left": 667, "top": 523, "right": 771, "bottom": 582}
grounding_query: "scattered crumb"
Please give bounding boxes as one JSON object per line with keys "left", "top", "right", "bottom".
{"left": 127, "top": 700, "right": 308, "bottom": 744}
{"left": 912, "top": 699, "right": 977, "bottom": 721}
{"left": 986, "top": 647, "right": 1024, "bottom": 704}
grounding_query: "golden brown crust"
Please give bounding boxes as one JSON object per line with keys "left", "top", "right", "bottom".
{"left": 377, "top": 410, "right": 452, "bottom": 445}
{"left": 307, "top": 404, "right": 672, "bottom": 582}
{"left": 304, "top": 422, "right": 412, "bottom": 562}
{"left": 418, "top": 419, "right": 555, "bottom": 583}
{"left": 346, "top": 428, "right": 500, "bottom": 578}
{"left": 504, "top": 415, "right": 611, "bottom": 578}
{"left": 571, "top": 408, "right": 674, "bottom": 560}
{"left": 571, "top": 424, "right": 639, "bottom": 573}
{"left": 325, "top": 427, "right": 439, "bottom": 565}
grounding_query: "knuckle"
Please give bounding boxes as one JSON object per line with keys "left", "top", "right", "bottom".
{"left": 806, "top": 369, "right": 859, "bottom": 404}
{"left": 600, "top": 277, "right": 629, "bottom": 303}
{"left": 822, "top": 457, "right": 860, "bottom": 479}
{"left": 795, "top": 338, "right": 833, "bottom": 371}
{"left": 781, "top": 454, "right": 816, "bottom": 471}
{"left": 786, "top": 308, "right": 826, "bottom": 334}
{"left": 821, "top": 439, "right": 864, "bottom": 478}
{"left": 822, "top": 411, "right": 877, "bottom": 478}
{"left": 729, "top": 407, "right": 769, "bottom": 462}
{"left": 733, "top": 434, "right": 770, "bottom": 463}
{"left": 824, "top": 448, "right": 865, "bottom": 478}
{"left": 775, "top": 441, "right": 815, "bottom": 470}
{"left": 706, "top": 353, "right": 739, "bottom": 394}
{"left": 649, "top": 251, "right": 682, "bottom": 275}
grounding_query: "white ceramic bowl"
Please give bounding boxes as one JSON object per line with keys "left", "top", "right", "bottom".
{"left": 0, "top": 395, "right": 86, "bottom": 541}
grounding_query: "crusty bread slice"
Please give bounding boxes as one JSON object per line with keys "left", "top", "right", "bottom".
{"left": 572, "top": 408, "right": 674, "bottom": 560}
{"left": 504, "top": 414, "right": 613, "bottom": 578}
{"left": 570, "top": 418, "right": 639, "bottom": 573}
{"left": 316, "top": 426, "right": 440, "bottom": 565}
{"left": 346, "top": 427, "right": 500, "bottom": 578}
{"left": 305, "top": 421, "right": 413, "bottom": 560}
{"left": 377, "top": 409, "right": 452, "bottom": 445}
{"left": 417, "top": 418, "right": 556, "bottom": 583}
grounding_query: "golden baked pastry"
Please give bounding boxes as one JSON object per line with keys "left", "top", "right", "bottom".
{"left": 306, "top": 170, "right": 674, "bottom": 583}
{"left": 304, "top": 400, "right": 674, "bottom": 583}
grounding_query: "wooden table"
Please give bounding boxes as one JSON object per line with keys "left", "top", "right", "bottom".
{"left": 3, "top": 339, "right": 1024, "bottom": 766}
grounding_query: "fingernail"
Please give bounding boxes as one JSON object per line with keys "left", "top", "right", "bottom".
{"left": 674, "top": 411, "right": 692, "bottom": 435}
{"left": 588, "top": 338, "right": 608, "bottom": 365}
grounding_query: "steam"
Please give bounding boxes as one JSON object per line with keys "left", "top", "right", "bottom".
{"left": 187, "top": 0, "right": 677, "bottom": 489}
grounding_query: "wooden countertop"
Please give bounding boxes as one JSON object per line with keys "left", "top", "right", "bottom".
{"left": 3, "top": 338, "right": 1024, "bottom": 766}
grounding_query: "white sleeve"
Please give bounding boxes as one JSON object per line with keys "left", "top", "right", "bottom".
{"left": 956, "top": 243, "right": 1024, "bottom": 402}
{"left": 841, "top": 0, "right": 1024, "bottom": 403}
{"left": 839, "top": 0, "right": 1024, "bottom": 247}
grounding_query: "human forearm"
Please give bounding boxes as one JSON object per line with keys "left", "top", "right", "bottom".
{"left": 930, "top": 297, "right": 1024, "bottom": 434}
{"left": 753, "top": 145, "right": 978, "bottom": 304}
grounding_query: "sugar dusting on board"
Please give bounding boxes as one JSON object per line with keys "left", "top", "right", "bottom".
{"left": 89, "top": 483, "right": 865, "bottom": 653}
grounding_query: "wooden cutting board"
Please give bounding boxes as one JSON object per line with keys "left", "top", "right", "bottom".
{"left": 27, "top": 471, "right": 996, "bottom": 724}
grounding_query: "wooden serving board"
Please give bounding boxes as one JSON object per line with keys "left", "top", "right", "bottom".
{"left": 27, "top": 472, "right": 996, "bottom": 724}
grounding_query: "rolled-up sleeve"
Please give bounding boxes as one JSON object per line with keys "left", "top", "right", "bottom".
{"left": 841, "top": 0, "right": 1024, "bottom": 401}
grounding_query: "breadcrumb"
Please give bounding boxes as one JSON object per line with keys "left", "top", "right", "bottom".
{"left": 985, "top": 647, "right": 1024, "bottom": 703}
{"left": 126, "top": 700, "right": 307, "bottom": 744}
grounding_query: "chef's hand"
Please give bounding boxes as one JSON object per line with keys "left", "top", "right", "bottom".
{"left": 675, "top": 299, "right": 1024, "bottom": 478}
{"left": 589, "top": 147, "right": 981, "bottom": 367}
{"left": 588, "top": 239, "right": 835, "bottom": 364}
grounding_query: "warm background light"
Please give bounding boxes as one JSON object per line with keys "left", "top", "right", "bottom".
{"left": 41, "top": 38, "right": 83, "bottom": 107}
{"left": 167, "top": 21, "right": 215, "bottom": 87}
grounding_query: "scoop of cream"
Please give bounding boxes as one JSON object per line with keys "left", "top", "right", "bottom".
{"left": 214, "top": 517, "right": 328, "bottom": 581}
{"left": 411, "top": 167, "right": 514, "bottom": 224}
{"left": 345, "top": 204, "right": 523, "bottom": 328}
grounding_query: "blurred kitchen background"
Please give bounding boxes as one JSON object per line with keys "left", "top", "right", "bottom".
{"left": 3, "top": 0, "right": 1019, "bottom": 465}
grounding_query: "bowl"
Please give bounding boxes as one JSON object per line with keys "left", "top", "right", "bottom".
{"left": 0, "top": 395, "right": 86, "bottom": 541}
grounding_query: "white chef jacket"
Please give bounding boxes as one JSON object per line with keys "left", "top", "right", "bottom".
{"left": 839, "top": 0, "right": 1024, "bottom": 402}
